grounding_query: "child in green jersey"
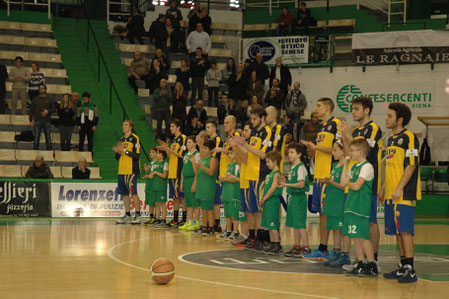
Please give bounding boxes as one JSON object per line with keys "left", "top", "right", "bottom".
{"left": 218, "top": 148, "right": 240, "bottom": 240}
{"left": 143, "top": 147, "right": 158, "bottom": 225}
{"left": 193, "top": 139, "right": 218, "bottom": 236}
{"left": 321, "top": 141, "right": 349, "bottom": 266}
{"left": 341, "top": 139, "right": 377, "bottom": 277}
{"left": 180, "top": 136, "right": 201, "bottom": 231}
{"left": 260, "top": 150, "right": 283, "bottom": 255}
{"left": 279, "top": 143, "right": 311, "bottom": 258}
{"left": 152, "top": 150, "right": 170, "bottom": 228}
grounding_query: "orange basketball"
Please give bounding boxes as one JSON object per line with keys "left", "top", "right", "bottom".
{"left": 149, "top": 258, "right": 175, "bottom": 285}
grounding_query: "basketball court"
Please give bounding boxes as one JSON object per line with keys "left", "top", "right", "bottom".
{"left": 1, "top": 217, "right": 448, "bottom": 299}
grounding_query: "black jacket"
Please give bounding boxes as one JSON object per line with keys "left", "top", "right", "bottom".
{"left": 187, "top": 107, "right": 208, "bottom": 124}
{"left": 127, "top": 14, "right": 145, "bottom": 36}
{"left": 152, "top": 55, "right": 170, "bottom": 73}
{"left": 189, "top": 15, "right": 212, "bottom": 34}
{"left": 217, "top": 103, "right": 239, "bottom": 125}
{"left": 172, "top": 93, "right": 187, "bottom": 122}
{"left": 72, "top": 166, "right": 91, "bottom": 179}
{"left": 0, "top": 64, "right": 7, "bottom": 91}
{"left": 264, "top": 88, "right": 285, "bottom": 110}
{"left": 57, "top": 105, "right": 76, "bottom": 127}
{"left": 149, "top": 20, "right": 168, "bottom": 48}
{"left": 247, "top": 61, "right": 269, "bottom": 84}
{"left": 166, "top": 7, "right": 183, "bottom": 27}
{"left": 25, "top": 163, "right": 54, "bottom": 179}
{"left": 227, "top": 73, "right": 247, "bottom": 101}
{"left": 190, "top": 55, "right": 209, "bottom": 78}
{"left": 148, "top": 68, "right": 168, "bottom": 94}
{"left": 269, "top": 65, "right": 292, "bottom": 93}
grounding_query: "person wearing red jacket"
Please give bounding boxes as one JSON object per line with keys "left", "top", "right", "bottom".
{"left": 278, "top": 7, "right": 293, "bottom": 35}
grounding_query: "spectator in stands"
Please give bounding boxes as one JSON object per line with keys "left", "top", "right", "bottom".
{"left": 285, "top": 81, "right": 307, "bottom": 140}
{"left": 206, "top": 60, "right": 222, "bottom": 107}
{"left": 246, "top": 71, "right": 264, "bottom": 102}
{"left": 227, "top": 63, "right": 247, "bottom": 102}
{"left": 165, "top": 17, "right": 181, "bottom": 54}
{"left": 57, "top": 94, "right": 76, "bottom": 151}
{"left": 296, "top": 2, "right": 314, "bottom": 33}
{"left": 190, "top": 47, "right": 209, "bottom": 102}
{"left": 278, "top": 7, "right": 293, "bottom": 35}
{"left": 128, "top": 52, "right": 151, "bottom": 94}
{"left": 237, "top": 98, "right": 250, "bottom": 126}
{"left": 301, "top": 112, "right": 320, "bottom": 142}
{"left": 149, "top": 14, "right": 168, "bottom": 50}
{"left": 127, "top": 10, "right": 145, "bottom": 44}
{"left": 185, "top": 115, "right": 201, "bottom": 136}
{"left": 29, "top": 62, "right": 45, "bottom": 102}
{"left": 175, "top": 59, "right": 191, "bottom": 98}
{"left": 152, "top": 48, "right": 170, "bottom": 73}
{"left": 222, "top": 58, "right": 236, "bottom": 82}
{"left": 198, "top": 8, "right": 212, "bottom": 35}
{"left": 187, "top": 23, "right": 211, "bottom": 56}
{"left": 269, "top": 57, "right": 291, "bottom": 96}
{"left": 187, "top": 99, "right": 207, "bottom": 129}
{"left": 187, "top": 1, "right": 200, "bottom": 20}
{"left": 8, "top": 56, "right": 31, "bottom": 115}
{"left": 0, "top": 63, "right": 6, "bottom": 114}
{"left": 247, "top": 53, "right": 269, "bottom": 86}
{"left": 77, "top": 92, "right": 98, "bottom": 152}
{"left": 166, "top": 1, "right": 183, "bottom": 28}
{"left": 148, "top": 59, "right": 168, "bottom": 95}
{"left": 29, "top": 84, "right": 55, "bottom": 150}
{"left": 283, "top": 112, "right": 297, "bottom": 140}
{"left": 153, "top": 78, "right": 172, "bottom": 140}
{"left": 217, "top": 94, "right": 228, "bottom": 137}
{"left": 25, "top": 156, "right": 53, "bottom": 179}
{"left": 72, "top": 158, "right": 91, "bottom": 179}
{"left": 246, "top": 95, "right": 259, "bottom": 116}
{"left": 172, "top": 82, "right": 187, "bottom": 128}
{"left": 264, "top": 78, "right": 284, "bottom": 109}
{"left": 71, "top": 91, "right": 80, "bottom": 107}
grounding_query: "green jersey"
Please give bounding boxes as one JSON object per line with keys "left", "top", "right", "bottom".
{"left": 145, "top": 161, "right": 156, "bottom": 192}
{"left": 222, "top": 162, "right": 238, "bottom": 202}
{"left": 263, "top": 170, "right": 282, "bottom": 199}
{"left": 152, "top": 160, "right": 168, "bottom": 191}
{"left": 345, "top": 161, "right": 373, "bottom": 217}
{"left": 182, "top": 150, "right": 200, "bottom": 178}
{"left": 195, "top": 156, "right": 217, "bottom": 200}
{"left": 323, "top": 162, "right": 346, "bottom": 217}
{"left": 286, "top": 162, "right": 309, "bottom": 195}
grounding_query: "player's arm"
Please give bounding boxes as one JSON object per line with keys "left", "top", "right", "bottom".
{"left": 158, "top": 140, "right": 183, "bottom": 158}
{"left": 154, "top": 170, "right": 168, "bottom": 179}
{"left": 340, "top": 158, "right": 350, "bottom": 187}
{"left": 392, "top": 135, "right": 419, "bottom": 200}
{"left": 240, "top": 130, "right": 272, "bottom": 159}
{"left": 392, "top": 165, "right": 416, "bottom": 201}
{"left": 326, "top": 179, "right": 346, "bottom": 191}
{"left": 180, "top": 173, "right": 184, "bottom": 192}
{"left": 262, "top": 172, "right": 280, "bottom": 203}
{"left": 197, "top": 157, "right": 218, "bottom": 176}
{"left": 282, "top": 179, "right": 305, "bottom": 189}
{"left": 348, "top": 177, "right": 366, "bottom": 191}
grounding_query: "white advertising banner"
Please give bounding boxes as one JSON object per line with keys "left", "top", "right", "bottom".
{"left": 243, "top": 36, "right": 309, "bottom": 66}
{"left": 333, "top": 80, "right": 435, "bottom": 114}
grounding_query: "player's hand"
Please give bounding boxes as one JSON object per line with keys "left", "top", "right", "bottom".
{"left": 149, "top": 172, "right": 154, "bottom": 179}
{"left": 227, "top": 136, "right": 238, "bottom": 147}
{"left": 77, "top": 126, "right": 81, "bottom": 131}
{"left": 112, "top": 146, "right": 125, "bottom": 153}
{"left": 30, "top": 121, "right": 34, "bottom": 128}
{"left": 278, "top": 176, "right": 286, "bottom": 183}
{"left": 92, "top": 126, "right": 97, "bottom": 132}
{"left": 320, "top": 177, "right": 330, "bottom": 184}
{"left": 392, "top": 187, "right": 402, "bottom": 201}
{"left": 378, "top": 186, "right": 385, "bottom": 203}
{"left": 301, "top": 140, "right": 311, "bottom": 148}
{"left": 278, "top": 182, "right": 286, "bottom": 188}
{"left": 260, "top": 198, "right": 265, "bottom": 207}
{"left": 180, "top": 184, "right": 184, "bottom": 192}
{"left": 191, "top": 183, "right": 196, "bottom": 193}
{"left": 338, "top": 121, "right": 352, "bottom": 140}
{"left": 219, "top": 176, "right": 225, "bottom": 182}
{"left": 144, "top": 163, "right": 149, "bottom": 173}
{"left": 344, "top": 155, "right": 351, "bottom": 163}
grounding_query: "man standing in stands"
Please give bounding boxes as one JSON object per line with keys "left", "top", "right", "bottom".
{"left": 190, "top": 47, "right": 209, "bottom": 102}
{"left": 8, "top": 56, "right": 30, "bottom": 115}
{"left": 114, "top": 120, "right": 142, "bottom": 225}
{"left": 247, "top": 53, "right": 269, "bottom": 86}
{"left": 127, "top": 9, "right": 145, "bottom": 44}
{"left": 187, "top": 23, "right": 211, "bottom": 57}
{"left": 269, "top": 57, "right": 291, "bottom": 98}
{"left": 29, "top": 84, "right": 55, "bottom": 150}
{"left": 264, "top": 78, "right": 284, "bottom": 110}
{"left": 153, "top": 78, "right": 172, "bottom": 141}
{"left": 77, "top": 92, "right": 98, "bottom": 152}
{"left": 152, "top": 48, "right": 170, "bottom": 73}
{"left": 128, "top": 52, "right": 151, "bottom": 94}
{"left": 149, "top": 14, "right": 168, "bottom": 50}
{"left": 285, "top": 82, "right": 307, "bottom": 140}
{"left": 0, "top": 63, "right": 6, "bottom": 114}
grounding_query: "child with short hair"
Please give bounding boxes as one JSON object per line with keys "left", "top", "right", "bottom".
{"left": 321, "top": 141, "right": 349, "bottom": 266}
{"left": 260, "top": 150, "right": 283, "bottom": 255}
{"left": 193, "top": 139, "right": 218, "bottom": 235}
{"left": 152, "top": 150, "right": 170, "bottom": 228}
{"left": 179, "top": 136, "right": 201, "bottom": 231}
{"left": 143, "top": 147, "right": 158, "bottom": 225}
{"left": 341, "top": 139, "right": 377, "bottom": 277}
{"left": 279, "top": 143, "right": 311, "bottom": 257}
{"left": 218, "top": 147, "right": 240, "bottom": 240}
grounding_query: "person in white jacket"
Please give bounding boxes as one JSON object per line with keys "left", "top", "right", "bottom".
{"left": 206, "top": 60, "right": 222, "bottom": 107}
{"left": 186, "top": 23, "right": 211, "bottom": 56}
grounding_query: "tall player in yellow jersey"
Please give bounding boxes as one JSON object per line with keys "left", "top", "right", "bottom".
{"left": 205, "top": 119, "right": 224, "bottom": 233}
{"left": 302, "top": 98, "right": 341, "bottom": 259}
{"left": 380, "top": 103, "right": 421, "bottom": 283}
{"left": 158, "top": 120, "right": 187, "bottom": 227}
{"left": 338, "top": 97, "right": 382, "bottom": 269}
{"left": 114, "top": 120, "right": 142, "bottom": 225}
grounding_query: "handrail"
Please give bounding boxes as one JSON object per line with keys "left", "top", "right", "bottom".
{"left": 80, "top": 0, "right": 150, "bottom": 163}
{"left": 4, "top": 0, "right": 51, "bottom": 20}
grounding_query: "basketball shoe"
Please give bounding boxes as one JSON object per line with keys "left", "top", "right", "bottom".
{"left": 302, "top": 249, "right": 329, "bottom": 260}
{"left": 131, "top": 215, "right": 142, "bottom": 225}
{"left": 398, "top": 265, "right": 418, "bottom": 283}
{"left": 284, "top": 245, "right": 301, "bottom": 257}
{"left": 383, "top": 263, "right": 406, "bottom": 279}
{"left": 116, "top": 215, "right": 132, "bottom": 224}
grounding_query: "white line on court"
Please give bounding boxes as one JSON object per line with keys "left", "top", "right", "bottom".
{"left": 107, "top": 236, "right": 340, "bottom": 299}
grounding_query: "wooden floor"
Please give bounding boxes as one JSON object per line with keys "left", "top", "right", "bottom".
{"left": 1, "top": 218, "right": 449, "bottom": 299}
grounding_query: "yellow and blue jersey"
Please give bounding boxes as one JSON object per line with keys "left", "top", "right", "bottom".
{"left": 314, "top": 116, "right": 341, "bottom": 179}
{"left": 246, "top": 125, "right": 273, "bottom": 181}
{"left": 271, "top": 123, "right": 287, "bottom": 172}
{"left": 168, "top": 134, "right": 187, "bottom": 179}
{"left": 219, "top": 131, "right": 240, "bottom": 178}
{"left": 117, "top": 133, "right": 141, "bottom": 175}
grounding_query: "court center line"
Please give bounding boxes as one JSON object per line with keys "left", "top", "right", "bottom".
{"left": 107, "top": 236, "right": 340, "bottom": 299}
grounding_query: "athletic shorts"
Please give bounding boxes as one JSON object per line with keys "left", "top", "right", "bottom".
{"left": 310, "top": 179, "right": 325, "bottom": 213}
{"left": 238, "top": 210, "right": 247, "bottom": 222}
{"left": 240, "top": 188, "right": 249, "bottom": 212}
{"left": 145, "top": 191, "right": 157, "bottom": 207}
{"left": 384, "top": 200, "right": 415, "bottom": 236}
{"left": 199, "top": 198, "right": 214, "bottom": 210}
{"left": 261, "top": 197, "right": 280, "bottom": 230}
{"left": 155, "top": 190, "right": 167, "bottom": 203}
{"left": 231, "top": 199, "right": 241, "bottom": 219}
{"left": 224, "top": 200, "right": 235, "bottom": 218}
{"left": 117, "top": 174, "right": 138, "bottom": 196}
{"left": 285, "top": 194, "right": 307, "bottom": 229}
{"left": 183, "top": 177, "right": 200, "bottom": 208}
{"left": 169, "top": 178, "right": 184, "bottom": 199}
{"left": 370, "top": 194, "right": 378, "bottom": 224}
{"left": 242, "top": 180, "right": 263, "bottom": 214}
{"left": 343, "top": 213, "right": 369, "bottom": 240}
{"left": 214, "top": 183, "right": 223, "bottom": 205}
{"left": 326, "top": 215, "right": 343, "bottom": 231}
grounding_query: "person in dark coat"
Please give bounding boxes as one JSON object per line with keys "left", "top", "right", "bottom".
{"left": 175, "top": 59, "right": 191, "bottom": 94}
{"left": 296, "top": 2, "right": 314, "bottom": 33}
{"left": 148, "top": 60, "right": 168, "bottom": 95}
{"left": 172, "top": 82, "right": 187, "bottom": 129}
{"left": 76, "top": 92, "right": 99, "bottom": 152}
{"left": 57, "top": 94, "right": 76, "bottom": 151}
{"left": 187, "top": 99, "right": 208, "bottom": 129}
{"left": 246, "top": 53, "right": 269, "bottom": 86}
{"left": 264, "top": 78, "right": 285, "bottom": 109}
{"left": 190, "top": 47, "right": 209, "bottom": 103}
{"left": 25, "top": 156, "right": 54, "bottom": 179}
{"left": 269, "top": 57, "right": 292, "bottom": 96}
{"left": 72, "top": 158, "right": 91, "bottom": 179}
{"left": 152, "top": 48, "right": 170, "bottom": 73}
{"left": 189, "top": 8, "right": 212, "bottom": 35}
{"left": 127, "top": 10, "right": 145, "bottom": 44}
{"left": 166, "top": 1, "right": 183, "bottom": 28}
{"left": 149, "top": 14, "right": 168, "bottom": 50}
{"left": 227, "top": 63, "right": 247, "bottom": 102}
{"left": 0, "top": 64, "right": 7, "bottom": 114}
